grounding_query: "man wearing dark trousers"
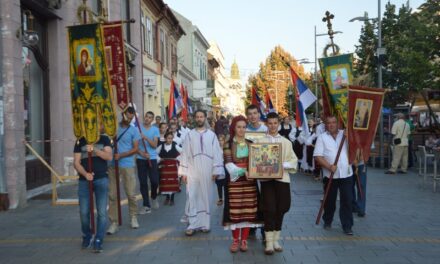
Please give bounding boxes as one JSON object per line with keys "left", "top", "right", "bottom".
{"left": 314, "top": 116, "right": 354, "bottom": 235}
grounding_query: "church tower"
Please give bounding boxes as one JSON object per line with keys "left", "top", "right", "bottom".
{"left": 230, "top": 59, "right": 240, "bottom": 80}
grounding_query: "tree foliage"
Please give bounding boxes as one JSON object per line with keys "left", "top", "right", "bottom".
{"left": 354, "top": 1, "right": 440, "bottom": 108}
{"left": 245, "top": 46, "right": 306, "bottom": 116}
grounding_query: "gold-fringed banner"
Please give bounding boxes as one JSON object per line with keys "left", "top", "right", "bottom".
{"left": 347, "top": 85, "right": 385, "bottom": 164}
{"left": 102, "top": 22, "right": 130, "bottom": 110}
{"left": 68, "top": 23, "right": 117, "bottom": 144}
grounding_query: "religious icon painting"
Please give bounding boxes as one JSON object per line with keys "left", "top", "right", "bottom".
{"left": 248, "top": 143, "right": 283, "bottom": 179}
{"left": 76, "top": 43, "right": 96, "bottom": 78}
{"left": 353, "top": 99, "right": 372, "bottom": 130}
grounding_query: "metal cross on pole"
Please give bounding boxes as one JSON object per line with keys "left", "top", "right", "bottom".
{"left": 322, "top": 11, "right": 337, "bottom": 55}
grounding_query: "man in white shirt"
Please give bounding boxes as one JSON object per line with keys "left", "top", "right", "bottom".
{"left": 313, "top": 116, "right": 354, "bottom": 236}
{"left": 386, "top": 113, "right": 411, "bottom": 174}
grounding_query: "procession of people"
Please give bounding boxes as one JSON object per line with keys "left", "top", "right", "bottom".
{"left": 73, "top": 102, "right": 376, "bottom": 254}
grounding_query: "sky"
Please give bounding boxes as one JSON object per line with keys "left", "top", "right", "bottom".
{"left": 167, "top": 0, "right": 425, "bottom": 79}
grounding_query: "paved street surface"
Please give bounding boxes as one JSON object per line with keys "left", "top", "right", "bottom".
{"left": 1, "top": 168, "right": 440, "bottom": 264}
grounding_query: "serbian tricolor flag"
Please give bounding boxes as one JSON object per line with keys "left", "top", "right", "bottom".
{"left": 168, "top": 79, "right": 184, "bottom": 119}
{"left": 290, "top": 68, "right": 317, "bottom": 135}
{"left": 264, "top": 88, "right": 276, "bottom": 113}
{"left": 251, "top": 87, "right": 267, "bottom": 120}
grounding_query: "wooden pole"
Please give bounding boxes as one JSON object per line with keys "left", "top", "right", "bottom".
{"left": 315, "top": 135, "right": 346, "bottom": 225}
{"left": 113, "top": 138, "right": 122, "bottom": 225}
{"left": 87, "top": 151, "right": 95, "bottom": 235}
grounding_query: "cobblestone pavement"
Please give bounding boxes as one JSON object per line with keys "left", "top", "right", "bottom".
{"left": 1, "top": 168, "right": 440, "bottom": 264}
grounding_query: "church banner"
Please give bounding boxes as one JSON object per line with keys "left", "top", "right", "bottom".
{"left": 347, "top": 85, "right": 385, "bottom": 164}
{"left": 102, "top": 22, "right": 130, "bottom": 110}
{"left": 319, "top": 54, "right": 354, "bottom": 125}
{"left": 68, "top": 23, "right": 117, "bottom": 144}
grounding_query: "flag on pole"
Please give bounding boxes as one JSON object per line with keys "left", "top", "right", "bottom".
{"left": 168, "top": 79, "right": 185, "bottom": 119}
{"left": 290, "top": 68, "right": 317, "bottom": 136}
{"left": 180, "top": 83, "right": 188, "bottom": 122}
{"left": 186, "top": 88, "right": 193, "bottom": 115}
{"left": 168, "top": 80, "right": 176, "bottom": 119}
{"left": 251, "top": 87, "right": 267, "bottom": 120}
{"left": 264, "top": 88, "right": 276, "bottom": 113}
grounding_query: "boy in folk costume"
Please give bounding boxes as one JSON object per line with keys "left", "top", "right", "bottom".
{"left": 223, "top": 116, "right": 263, "bottom": 253}
{"left": 157, "top": 131, "right": 182, "bottom": 206}
{"left": 256, "top": 112, "right": 297, "bottom": 255}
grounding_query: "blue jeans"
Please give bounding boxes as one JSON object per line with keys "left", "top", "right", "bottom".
{"left": 136, "top": 159, "right": 159, "bottom": 207}
{"left": 352, "top": 164, "right": 367, "bottom": 214}
{"left": 78, "top": 177, "right": 108, "bottom": 242}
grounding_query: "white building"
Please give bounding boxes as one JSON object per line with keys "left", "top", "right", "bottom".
{"left": 208, "top": 42, "right": 245, "bottom": 116}
{"left": 172, "top": 10, "right": 210, "bottom": 111}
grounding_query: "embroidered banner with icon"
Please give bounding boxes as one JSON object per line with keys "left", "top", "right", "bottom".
{"left": 347, "top": 85, "right": 385, "bottom": 164}
{"left": 102, "top": 22, "right": 130, "bottom": 110}
{"left": 319, "top": 54, "right": 354, "bottom": 125}
{"left": 68, "top": 23, "right": 117, "bottom": 143}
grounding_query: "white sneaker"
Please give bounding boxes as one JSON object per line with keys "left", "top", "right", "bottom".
{"left": 138, "top": 206, "right": 151, "bottom": 215}
{"left": 152, "top": 199, "right": 159, "bottom": 209}
{"left": 131, "top": 217, "right": 139, "bottom": 229}
{"left": 107, "top": 222, "right": 118, "bottom": 235}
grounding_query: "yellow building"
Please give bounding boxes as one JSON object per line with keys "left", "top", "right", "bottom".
{"left": 140, "top": 0, "right": 184, "bottom": 118}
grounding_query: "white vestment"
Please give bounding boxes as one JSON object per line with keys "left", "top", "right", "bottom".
{"left": 178, "top": 128, "right": 224, "bottom": 230}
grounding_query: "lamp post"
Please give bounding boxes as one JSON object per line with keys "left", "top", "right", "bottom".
{"left": 288, "top": 86, "right": 294, "bottom": 116}
{"left": 350, "top": 0, "right": 385, "bottom": 168}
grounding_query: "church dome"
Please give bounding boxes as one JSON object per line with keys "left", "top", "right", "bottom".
{"left": 230, "top": 60, "right": 240, "bottom": 80}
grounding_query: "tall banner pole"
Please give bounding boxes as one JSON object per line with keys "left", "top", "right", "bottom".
{"left": 87, "top": 151, "right": 95, "bottom": 234}
{"left": 113, "top": 139, "right": 122, "bottom": 225}
{"left": 82, "top": 4, "right": 95, "bottom": 236}
{"left": 315, "top": 135, "right": 345, "bottom": 225}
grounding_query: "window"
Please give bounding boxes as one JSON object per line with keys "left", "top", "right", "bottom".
{"left": 141, "top": 12, "right": 146, "bottom": 52}
{"left": 121, "top": 0, "right": 130, "bottom": 42}
{"left": 165, "top": 34, "right": 169, "bottom": 70}
{"left": 153, "top": 23, "right": 157, "bottom": 60}
{"left": 89, "top": 0, "right": 102, "bottom": 16}
{"left": 160, "top": 29, "right": 165, "bottom": 64}
{"left": 146, "top": 17, "right": 153, "bottom": 56}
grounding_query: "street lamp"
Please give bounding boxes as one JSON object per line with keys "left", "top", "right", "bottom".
{"left": 288, "top": 86, "right": 294, "bottom": 116}
{"left": 313, "top": 28, "right": 342, "bottom": 117}
{"left": 350, "top": 0, "right": 385, "bottom": 168}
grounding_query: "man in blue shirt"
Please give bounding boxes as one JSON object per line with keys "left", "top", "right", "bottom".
{"left": 137, "top": 111, "right": 160, "bottom": 213}
{"left": 246, "top": 105, "right": 268, "bottom": 132}
{"left": 107, "top": 107, "right": 141, "bottom": 235}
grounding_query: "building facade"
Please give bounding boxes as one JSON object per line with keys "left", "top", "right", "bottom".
{"left": 208, "top": 42, "right": 245, "bottom": 117}
{"left": 140, "top": 1, "right": 184, "bottom": 119}
{"left": 0, "top": 0, "right": 147, "bottom": 209}
{"left": 172, "top": 10, "right": 210, "bottom": 112}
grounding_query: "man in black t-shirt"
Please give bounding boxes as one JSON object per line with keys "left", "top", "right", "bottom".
{"left": 74, "top": 135, "right": 112, "bottom": 253}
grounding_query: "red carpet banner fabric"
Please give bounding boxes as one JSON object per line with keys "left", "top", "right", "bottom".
{"left": 347, "top": 86, "right": 385, "bottom": 164}
{"left": 102, "top": 23, "right": 130, "bottom": 110}
{"left": 68, "top": 23, "right": 117, "bottom": 143}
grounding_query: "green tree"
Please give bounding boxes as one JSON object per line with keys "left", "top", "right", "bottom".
{"left": 246, "top": 46, "right": 306, "bottom": 116}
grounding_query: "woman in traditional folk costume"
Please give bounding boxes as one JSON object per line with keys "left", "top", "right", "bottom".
{"left": 157, "top": 132, "right": 181, "bottom": 206}
{"left": 223, "top": 115, "right": 263, "bottom": 253}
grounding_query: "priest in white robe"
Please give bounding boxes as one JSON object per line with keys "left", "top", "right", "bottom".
{"left": 179, "top": 110, "right": 224, "bottom": 236}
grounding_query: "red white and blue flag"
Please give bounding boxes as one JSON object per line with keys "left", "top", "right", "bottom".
{"left": 290, "top": 68, "right": 317, "bottom": 135}
{"left": 168, "top": 79, "right": 184, "bottom": 119}
{"left": 264, "top": 88, "right": 276, "bottom": 114}
{"left": 251, "top": 87, "right": 267, "bottom": 120}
